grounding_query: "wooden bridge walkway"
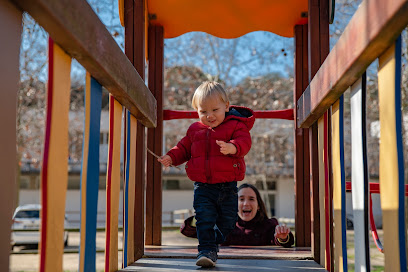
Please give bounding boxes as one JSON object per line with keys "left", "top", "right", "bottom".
{"left": 119, "top": 246, "right": 326, "bottom": 271}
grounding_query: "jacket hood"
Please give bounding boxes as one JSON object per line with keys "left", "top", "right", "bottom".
{"left": 225, "top": 105, "right": 255, "bottom": 130}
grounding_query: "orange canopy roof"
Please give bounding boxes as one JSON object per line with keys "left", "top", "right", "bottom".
{"left": 147, "top": 0, "right": 308, "bottom": 39}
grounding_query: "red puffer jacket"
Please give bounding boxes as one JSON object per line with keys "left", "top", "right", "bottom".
{"left": 167, "top": 105, "right": 255, "bottom": 184}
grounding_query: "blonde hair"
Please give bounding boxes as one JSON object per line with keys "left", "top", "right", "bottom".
{"left": 191, "top": 81, "right": 229, "bottom": 110}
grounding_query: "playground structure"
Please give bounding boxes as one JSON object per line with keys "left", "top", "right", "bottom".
{"left": 1, "top": 0, "right": 408, "bottom": 271}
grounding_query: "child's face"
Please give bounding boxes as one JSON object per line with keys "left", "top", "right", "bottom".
{"left": 197, "top": 96, "right": 229, "bottom": 128}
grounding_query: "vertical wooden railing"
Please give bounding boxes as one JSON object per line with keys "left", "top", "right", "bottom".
{"left": 104, "top": 95, "right": 123, "bottom": 272}
{"left": 350, "top": 75, "right": 371, "bottom": 271}
{"left": 378, "top": 36, "right": 406, "bottom": 272}
{"left": 122, "top": 110, "right": 137, "bottom": 267}
{"left": 0, "top": 2, "right": 22, "bottom": 271}
{"left": 298, "top": 0, "right": 408, "bottom": 271}
{"left": 146, "top": 24, "right": 164, "bottom": 246}
{"left": 2, "top": 0, "right": 157, "bottom": 271}
{"left": 40, "top": 38, "right": 72, "bottom": 272}
{"left": 122, "top": 0, "right": 147, "bottom": 261}
{"left": 294, "top": 24, "right": 311, "bottom": 248}
{"left": 332, "top": 96, "right": 347, "bottom": 271}
{"left": 79, "top": 73, "right": 102, "bottom": 272}
{"left": 306, "top": 0, "right": 331, "bottom": 266}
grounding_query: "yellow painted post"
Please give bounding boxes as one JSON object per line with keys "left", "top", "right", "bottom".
{"left": 332, "top": 98, "right": 347, "bottom": 272}
{"left": 127, "top": 114, "right": 137, "bottom": 264}
{"left": 39, "top": 39, "right": 71, "bottom": 272}
{"left": 378, "top": 37, "right": 406, "bottom": 272}
{"left": 123, "top": 111, "right": 137, "bottom": 267}
{"left": 318, "top": 116, "right": 326, "bottom": 268}
{"left": 105, "top": 95, "right": 123, "bottom": 272}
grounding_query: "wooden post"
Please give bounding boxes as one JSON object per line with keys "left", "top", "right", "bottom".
{"left": 0, "top": 1, "right": 21, "bottom": 270}
{"left": 146, "top": 24, "right": 164, "bottom": 246}
{"left": 308, "top": 0, "right": 330, "bottom": 266}
{"left": 294, "top": 24, "right": 311, "bottom": 248}
{"left": 309, "top": 120, "right": 320, "bottom": 262}
{"left": 378, "top": 37, "right": 406, "bottom": 272}
{"left": 124, "top": 0, "right": 146, "bottom": 260}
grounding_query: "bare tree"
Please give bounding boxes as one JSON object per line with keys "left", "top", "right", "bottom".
{"left": 17, "top": 14, "right": 48, "bottom": 164}
{"left": 165, "top": 32, "right": 292, "bottom": 86}
{"left": 17, "top": 15, "right": 92, "bottom": 165}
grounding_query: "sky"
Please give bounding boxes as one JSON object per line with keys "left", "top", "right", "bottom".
{"left": 164, "top": 31, "right": 294, "bottom": 85}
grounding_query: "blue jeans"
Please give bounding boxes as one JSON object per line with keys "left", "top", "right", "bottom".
{"left": 193, "top": 181, "right": 238, "bottom": 253}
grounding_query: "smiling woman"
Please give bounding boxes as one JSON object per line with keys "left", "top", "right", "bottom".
{"left": 181, "top": 183, "right": 294, "bottom": 247}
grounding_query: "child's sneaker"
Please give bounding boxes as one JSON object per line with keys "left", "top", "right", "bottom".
{"left": 196, "top": 251, "right": 217, "bottom": 267}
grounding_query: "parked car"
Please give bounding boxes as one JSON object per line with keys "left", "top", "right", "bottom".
{"left": 10, "top": 204, "right": 69, "bottom": 249}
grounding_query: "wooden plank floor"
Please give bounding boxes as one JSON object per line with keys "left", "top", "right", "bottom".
{"left": 120, "top": 258, "right": 326, "bottom": 271}
{"left": 119, "top": 246, "right": 327, "bottom": 271}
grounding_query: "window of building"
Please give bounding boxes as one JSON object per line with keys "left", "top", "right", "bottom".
{"left": 255, "top": 180, "right": 276, "bottom": 191}
{"left": 19, "top": 175, "right": 40, "bottom": 190}
{"left": 255, "top": 180, "right": 264, "bottom": 189}
{"left": 255, "top": 180, "right": 277, "bottom": 218}
{"left": 267, "top": 181, "right": 276, "bottom": 190}
{"left": 163, "top": 179, "right": 180, "bottom": 190}
{"left": 268, "top": 194, "right": 276, "bottom": 216}
{"left": 100, "top": 132, "right": 108, "bottom": 145}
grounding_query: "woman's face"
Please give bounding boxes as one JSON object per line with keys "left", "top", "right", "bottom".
{"left": 238, "top": 187, "right": 259, "bottom": 221}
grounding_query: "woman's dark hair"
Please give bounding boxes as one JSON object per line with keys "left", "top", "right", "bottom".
{"left": 238, "top": 183, "right": 268, "bottom": 222}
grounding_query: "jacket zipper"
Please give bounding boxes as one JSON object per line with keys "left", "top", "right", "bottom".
{"left": 205, "top": 129, "right": 211, "bottom": 182}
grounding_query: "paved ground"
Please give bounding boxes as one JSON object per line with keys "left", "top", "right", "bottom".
{"left": 10, "top": 229, "right": 197, "bottom": 272}
{"left": 346, "top": 230, "right": 384, "bottom": 268}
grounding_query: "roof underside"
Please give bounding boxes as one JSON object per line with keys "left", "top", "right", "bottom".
{"left": 147, "top": 0, "right": 309, "bottom": 39}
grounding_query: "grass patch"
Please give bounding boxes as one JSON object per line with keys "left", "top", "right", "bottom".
{"left": 347, "top": 264, "right": 384, "bottom": 272}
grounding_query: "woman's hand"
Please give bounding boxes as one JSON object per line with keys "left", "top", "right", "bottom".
{"left": 274, "top": 224, "right": 290, "bottom": 240}
{"left": 216, "top": 140, "right": 237, "bottom": 155}
{"left": 158, "top": 155, "right": 173, "bottom": 167}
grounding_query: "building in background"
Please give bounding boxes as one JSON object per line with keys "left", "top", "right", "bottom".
{"left": 18, "top": 110, "right": 299, "bottom": 228}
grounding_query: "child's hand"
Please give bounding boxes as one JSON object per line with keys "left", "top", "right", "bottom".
{"left": 274, "top": 224, "right": 290, "bottom": 240}
{"left": 216, "top": 140, "right": 237, "bottom": 155}
{"left": 158, "top": 155, "right": 173, "bottom": 167}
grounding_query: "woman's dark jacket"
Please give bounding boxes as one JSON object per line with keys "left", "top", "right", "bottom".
{"left": 181, "top": 214, "right": 294, "bottom": 248}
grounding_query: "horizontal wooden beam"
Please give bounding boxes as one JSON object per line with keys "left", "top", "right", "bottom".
{"left": 12, "top": 0, "right": 157, "bottom": 128}
{"left": 163, "top": 109, "right": 294, "bottom": 120}
{"left": 297, "top": 0, "right": 408, "bottom": 128}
